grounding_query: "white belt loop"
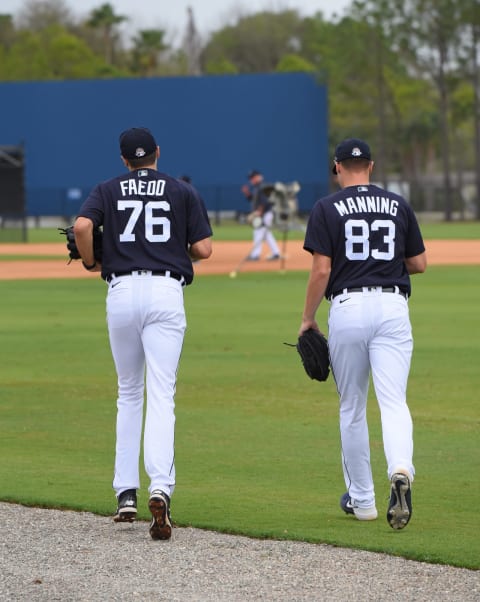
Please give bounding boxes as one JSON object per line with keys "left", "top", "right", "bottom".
{"left": 165, "top": 270, "right": 171, "bottom": 278}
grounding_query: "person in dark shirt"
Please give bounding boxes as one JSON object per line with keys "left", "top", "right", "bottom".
{"left": 299, "top": 138, "right": 426, "bottom": 530}
{"left": 241, "top": 170, "right": 281, "bottom": 260}
{"left": 74, "top": 127, "right": 212, "bottom": 540}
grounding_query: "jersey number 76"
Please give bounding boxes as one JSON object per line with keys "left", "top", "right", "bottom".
{"left": 117, "top": 200, "right": 171, "bottom": 243}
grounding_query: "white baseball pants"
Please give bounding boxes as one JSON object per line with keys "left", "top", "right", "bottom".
{"left": 107, "top": 272, "right": 186, "bottom": 499}
{"left": 250, "top": 210, "right": 280, "bottom": 258}
{"left": 328, "top": 288, "right": 414, "bottom": 509}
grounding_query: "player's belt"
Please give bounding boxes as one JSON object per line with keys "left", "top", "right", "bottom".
{"left": 331, "top": 286, "right": 408, "bottom": 300}
{"left": 106, "top": 270, "right": 185, "bottom": 285}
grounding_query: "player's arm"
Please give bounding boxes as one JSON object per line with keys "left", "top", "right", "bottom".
{"left": 186, "top": 196, "right": 212, "bottom": 260}
{"left": 405, "top": 251, "right": 427, "bottom": 275}
{"left": 299, "top": 252, "right": 331, "bottom": 336}
{"left": 74, "top": 216, "right": 101, "bottom": 272}
{"left": 189, "top": 237, "right": 212, "bottom": 260}
{"left": 241, "top": 184, "right": 252, "bottom": 200}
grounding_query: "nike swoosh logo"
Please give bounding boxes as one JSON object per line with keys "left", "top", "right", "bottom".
{"left": 111, "top": 282, "right": 121, "bottom": 288}
{"left": 339, "top": 297, "right": 350, "bottom": 304}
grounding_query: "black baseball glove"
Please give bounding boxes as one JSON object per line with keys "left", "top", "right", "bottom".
{"left": 287, "top": 329, "right": 330, "bottom": 382}
{"left": 58, "top": 225, "right": 103, "bottom": 264}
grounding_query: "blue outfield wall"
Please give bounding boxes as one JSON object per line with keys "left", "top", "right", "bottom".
{"left": 0, "top": 73, "right": 329, "bottom": 216}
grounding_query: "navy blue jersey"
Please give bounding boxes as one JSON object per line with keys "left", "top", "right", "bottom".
{"left": 250, "top": 184, "right": 274, "bottom": 213}
{"left": 77, "top": 169, "right": 212, "bottom": 285}
{"left": 304, "top": 184, "right": 425, "bottom": 298}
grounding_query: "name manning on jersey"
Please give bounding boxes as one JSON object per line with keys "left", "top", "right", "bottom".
{"left": 334, "top": 196, "right": 399, "bottom": 217}
{"left": 120, "top": 179, "right": 166, "bottom": 197}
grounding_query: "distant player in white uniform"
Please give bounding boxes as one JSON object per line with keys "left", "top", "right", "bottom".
{"left": 241, "top": 170, "right": 281, "bottom": 261}
{"left": 299, "top": 138, "right": 427, "bottom": 529}
{"left": 74, "top": 127, "right": 212, "bottom": 540}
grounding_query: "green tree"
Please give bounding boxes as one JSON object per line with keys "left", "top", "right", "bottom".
{"left": 299, "top": 8, "right": 442, "bottom": 210}
{"left": 350, "top": 0, "right": 401, "bottom": 187}
{"left": 388, "top": 78, "right": 441, "bottom": 211}
{"left": 0, "top": 14, "right": 16, "bottom": 49}
{"left": 390, "top": 0, "right": 465, "bottom": 220}
{"left": 3, "top": 24, "right": 113, "bottom": 80}
{"left": 3, "top": 29, "right": 50, "bottom": 80}
{"left": 16, "top": 0, "right": 72, "bottom": 31}
{"left": 456, "top": 0, "right": 480, "bottom": 217}
{"left": 201, "top": 10, "right": 304, "bottom": 73}
{"left": 131, "top": 29, "right": 168, "bottom": 77}
{"left": 0, "top": 44, "right": 8, "bottom": 80}
{"left": 203, "top": 57, "right": 238, "bottom": 75}
{"left": 45, "top": 25, "right": 108, "bottom": 79}
{"left": 86, "top": 3, "right": 127, "bottom": 64}
{"left": 0, "top": 14, "right": 15, "bottom": 79}
{"left": 275, "top": 54, "right": 316, "bottom": 73}
{"left": 299, "top": 15, "right": 393, "bottom": 156}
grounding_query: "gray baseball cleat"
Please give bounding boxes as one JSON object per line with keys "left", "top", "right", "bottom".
{"left": 387, "top": 473, "right": 412, "bottom": 529}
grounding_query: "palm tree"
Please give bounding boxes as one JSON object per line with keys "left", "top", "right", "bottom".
{"left": 87, "top": 3, "right": 126, "bottom": 64}
{"left": 131, "top": 29, "right": 168, "bottom": 77}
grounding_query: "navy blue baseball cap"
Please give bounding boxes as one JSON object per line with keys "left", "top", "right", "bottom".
{"left": 120, "top": 127, "right": 157, "bottom": 160}
{"left": 332, "top": 138, "right": 371, "bottom": 174}
{"left": 247, "top": 169, "right": 261, "bottom": 179}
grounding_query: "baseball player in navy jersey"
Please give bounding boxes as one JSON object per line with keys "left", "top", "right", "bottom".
{"left": 74, "top": 127, "right": 212, "bottom": 540}
{"left": 241, "top": 170, "right": 281, "bottom": 261}
{"left": 299, "top": 138, "right": 427, "bottom": 529}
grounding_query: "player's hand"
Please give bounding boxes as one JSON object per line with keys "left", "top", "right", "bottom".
{"left": 299, "top": 319, "right": 321, "bottom": 337}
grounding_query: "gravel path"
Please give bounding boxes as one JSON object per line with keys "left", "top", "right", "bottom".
{"left": 1, "top": 502, "right": 478, "bottom": 601}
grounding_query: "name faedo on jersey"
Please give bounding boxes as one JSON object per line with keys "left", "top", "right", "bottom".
{"left": 304, "top": 184, "right": 425, "bottom": 298}
{"left": 77, "top": 168, "right": 212, "bottom": 285}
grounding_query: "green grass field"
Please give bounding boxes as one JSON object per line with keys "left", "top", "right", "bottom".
{"left": 0, "top": 265, "right": 479, "bottom": 569}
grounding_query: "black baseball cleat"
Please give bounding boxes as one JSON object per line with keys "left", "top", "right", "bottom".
{"left": 340, "top": 492, "right": 355, "bottom": 515}
{"left": 148, "top": 490, "right": 172, "bottom": 540}
{"left": 266, "top": 254, "right": 281, "bottom": 261}
{"left": 387, "top": 473, "right": 412, "bottom": 530}
{"left": 113, "top": 489, "right": 137, "bottom": 523}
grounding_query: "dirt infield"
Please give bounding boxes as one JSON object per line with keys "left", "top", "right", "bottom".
{"left": 0, "top": 239, "right": 479, "bottom": 280}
